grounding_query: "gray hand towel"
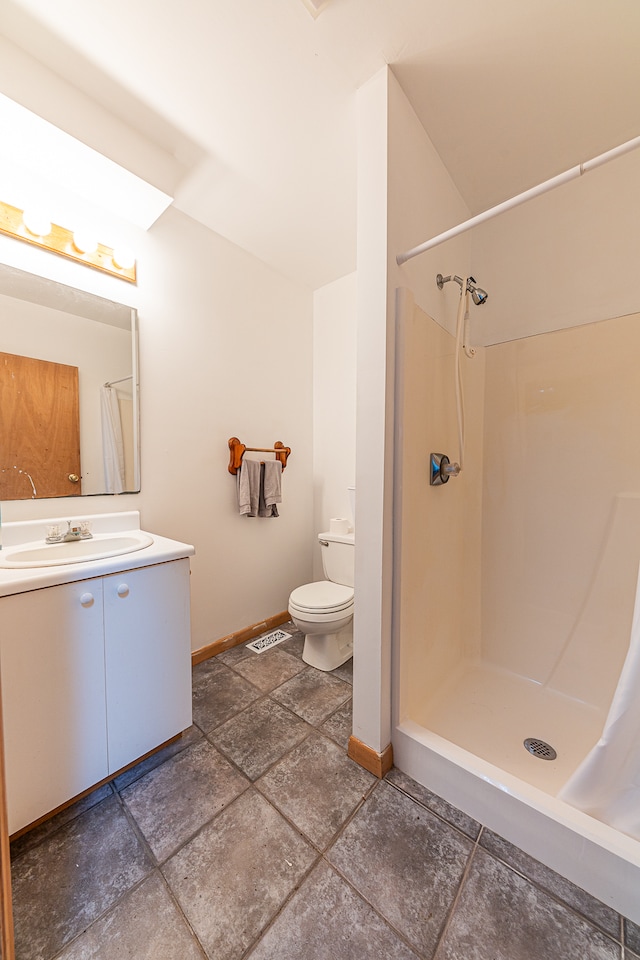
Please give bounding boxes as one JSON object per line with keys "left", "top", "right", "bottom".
{"left": 259, "top": 460, "right": 282, "bottom": 518}
{"left": 237, "top": 459, "right": 261, "bottom": 516}
{"left": 237, "top": 459, "right": 282, "bottom": 517}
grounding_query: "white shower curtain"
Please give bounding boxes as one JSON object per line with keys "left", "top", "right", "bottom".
{"left": 559, "top": 559, "right": 640, "bottom": 840}
{"left": 101, "top": 385, "right": 125, "bottom": 494}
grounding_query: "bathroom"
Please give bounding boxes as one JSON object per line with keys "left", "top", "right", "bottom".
{"left": 1, "top": 1, "right": 640, "bottom": 953}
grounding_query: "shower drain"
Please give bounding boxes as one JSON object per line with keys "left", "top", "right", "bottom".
{"left": 523, "top": 738, "right": 557, "bottom": 761}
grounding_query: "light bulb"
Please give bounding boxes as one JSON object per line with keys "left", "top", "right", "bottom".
{"left": 72, "top": 231, "right": 98, "bottom": 255}
{"left": 112, "top": 247, "right": 135, "bottom": 270}
{"left": 23, "top": 210, "right": 52, "bottom": 237}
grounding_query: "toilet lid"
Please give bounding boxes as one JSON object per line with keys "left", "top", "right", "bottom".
{"left": 289, "top": 580, "right": 354, "bottom": 614}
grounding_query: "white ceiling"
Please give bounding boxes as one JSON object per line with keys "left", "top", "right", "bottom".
{"left": 1, "top": 0, "right": 639, "bottom": 290}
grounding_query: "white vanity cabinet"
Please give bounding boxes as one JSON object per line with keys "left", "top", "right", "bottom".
{"left": 104, "top": 559, "right": 192, "bottom": 774}
{"left": 1, "top": 579, "right": 109, "bottom": 835}
{"left": 0, "top": 557, "right": 192, "bottom": 836}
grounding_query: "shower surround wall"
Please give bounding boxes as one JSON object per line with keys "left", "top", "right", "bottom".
{"left": 395, "top": 287, "right": 485, "bottom": 720}
{"left": 394, "top": 289, "right": 640, "bottom": 918}
{"left": 481, "top": 313, "right": 640, "bottom": 709}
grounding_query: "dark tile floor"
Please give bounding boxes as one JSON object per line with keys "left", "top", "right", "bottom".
{"left": 9, "top": 623, "right": 640, "bottom": 959}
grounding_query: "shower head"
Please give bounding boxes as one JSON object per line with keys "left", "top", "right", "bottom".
{"left": 436, "top": 273, "right": 488, "bottom": 305}
{"left": 469, "top": 282, "right": 488, "bottom": 306}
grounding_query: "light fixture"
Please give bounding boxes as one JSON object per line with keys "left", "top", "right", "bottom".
{"left": 0, "top": 199, "right": 136, "bottom": 282}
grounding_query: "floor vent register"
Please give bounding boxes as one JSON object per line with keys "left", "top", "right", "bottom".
{"left": 246, "top": 629, "right": 292, "bottom": 654}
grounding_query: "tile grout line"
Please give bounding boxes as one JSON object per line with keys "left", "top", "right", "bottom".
{"left": 156, "top": 868, "right": 210, "bottom": 960}
{"left": 240, "top": 778, "right": 387, "bottom": 960}
{"left": 383, "top": 777, "right": 482, "bottom": 844}
{"left": 199, "top": 686, "right": 353, "bottom": 782}
{"left": 47, "top": 866, "right": 210, "bottom": 960}
{"left": 205, "top": 721, "right": 315, "bottom": 784}
{"left": 8, "top": 781, "right": 119, "bottom": 866}
{"left": 384, "top": 778, "right": 626, "bottom": 947}
{"left": 474, "top": 836, "right": 625, "bottom": 945}
{"left": 21, "top": 789, "right": 157, "bottom": 960}
{"left": 320, "top": 781, "right": 434, "bottom": 960}
{"left": 322, "top": 860, "right": 429, "bottom": 960}
{"left": 237, "top": 853, "right": 324, "bottom": 960}
{"left": 431, "top": 828, "right": 484, "bottom": 959}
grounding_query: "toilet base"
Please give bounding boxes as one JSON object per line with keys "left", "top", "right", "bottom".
{"left": 302, "top": 626, "right": 353, "bottom": 672}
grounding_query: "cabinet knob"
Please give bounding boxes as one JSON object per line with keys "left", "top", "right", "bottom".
{"left": 116, "top": 583, "right": 129, "bottom": 598}
{"left": 80, "top": 592, "right": 94, "bottom": 607}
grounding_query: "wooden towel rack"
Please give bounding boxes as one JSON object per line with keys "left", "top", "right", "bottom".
{"left": 228, "top": 437, "right": 291, "bottom": 475}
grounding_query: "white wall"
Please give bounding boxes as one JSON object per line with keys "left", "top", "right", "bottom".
{"left": 387, "top": 71, "right": 472, "bottom": 333}
{"left": 1, "top": 206, "right": 315, "bottom": 652}
{"left": 352, "top": 68, "right": 392, "bottom": 755}
{"left": 312, "top": 272, "right": 357, "bottom": 580}
{"left": 352, "top": 66, "right": 474, "bottom": 755}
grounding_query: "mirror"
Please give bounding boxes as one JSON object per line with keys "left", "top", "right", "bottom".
{"left": 0, "top": 265, "right": 139, "bottom": 500}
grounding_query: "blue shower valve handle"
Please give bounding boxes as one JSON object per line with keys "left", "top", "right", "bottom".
{"left": 430, "top": 452, "right": 449, "bottom": 485}
{"left": 430, "top": 452, "right": 460, "bottom": 485}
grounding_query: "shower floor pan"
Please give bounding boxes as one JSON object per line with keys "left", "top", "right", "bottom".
{"left": 413, "top": 660, "right": 605, "bottom": 794}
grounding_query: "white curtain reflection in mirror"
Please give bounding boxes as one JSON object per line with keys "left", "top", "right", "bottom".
{"left": 100, "top": 385, "right": 125, "bottom": 493}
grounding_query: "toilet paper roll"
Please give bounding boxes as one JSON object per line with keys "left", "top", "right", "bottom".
{"left": 329, "top": 517, "right": 350, "bottom": 535}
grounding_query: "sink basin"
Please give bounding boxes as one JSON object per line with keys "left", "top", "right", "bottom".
{"left": 0, "top": 532, "right": 154, "bottom": 568}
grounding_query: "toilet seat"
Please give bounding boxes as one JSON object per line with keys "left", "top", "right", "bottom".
{"left": 289, "top": 580, "right": 353, "bottom": 615}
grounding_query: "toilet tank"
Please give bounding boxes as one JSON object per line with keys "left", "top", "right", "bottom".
{"left": 318, "top": 532, "right": 354, "bottom": 587}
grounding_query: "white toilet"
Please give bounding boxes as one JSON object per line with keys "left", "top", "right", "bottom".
{"left": 288, "top": 530, "right": 354, "bottom": 671}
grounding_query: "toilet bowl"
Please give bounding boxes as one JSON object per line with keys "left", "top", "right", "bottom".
{"left": 288, "top": 531, "right": 354, "bottom": 671}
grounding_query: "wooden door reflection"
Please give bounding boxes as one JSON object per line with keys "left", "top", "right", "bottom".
{"left": 0, "top": 352, "right": 81, "bottom": 499}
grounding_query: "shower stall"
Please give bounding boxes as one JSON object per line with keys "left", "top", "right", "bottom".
{"left": 391, "top": 283, "right": 640, "bottom": 921}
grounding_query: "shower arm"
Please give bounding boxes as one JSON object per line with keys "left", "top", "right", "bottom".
{"left": 436, "top": 274, "right": 473, "bottom": 295}
{"left": 436, "top": 273, "right": 464, "bottom": 290}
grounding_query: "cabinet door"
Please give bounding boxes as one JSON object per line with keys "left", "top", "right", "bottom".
{"left": 104, "top": 559, "right": 192, "bottom": 774}
{"left": 1, "top": 580, "right": 108, "bottom": 834}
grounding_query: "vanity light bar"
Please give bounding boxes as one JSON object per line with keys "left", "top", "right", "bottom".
{"left": 0, "top": 200, "right": 136, "bottom": 283}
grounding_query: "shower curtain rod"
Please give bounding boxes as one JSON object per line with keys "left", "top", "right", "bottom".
{"left": 104, "top": 375, "right": 133, "bottom": 387}
{"left": 396, "top": 134, "right": 640, "bottom": 266}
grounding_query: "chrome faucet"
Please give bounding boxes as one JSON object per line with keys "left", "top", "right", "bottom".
{"left": 45, "top": 520, "right": 93, "bottom": 543}
{"left": 63, "top": 521, "right": 83, "bottom": 541}
{"left": 64, "top": 520, "right": 93, "bottom": 541}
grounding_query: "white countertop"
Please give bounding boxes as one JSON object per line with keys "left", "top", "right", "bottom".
{"left": 0, "top": 511, "right": 195, "bottom": 598}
